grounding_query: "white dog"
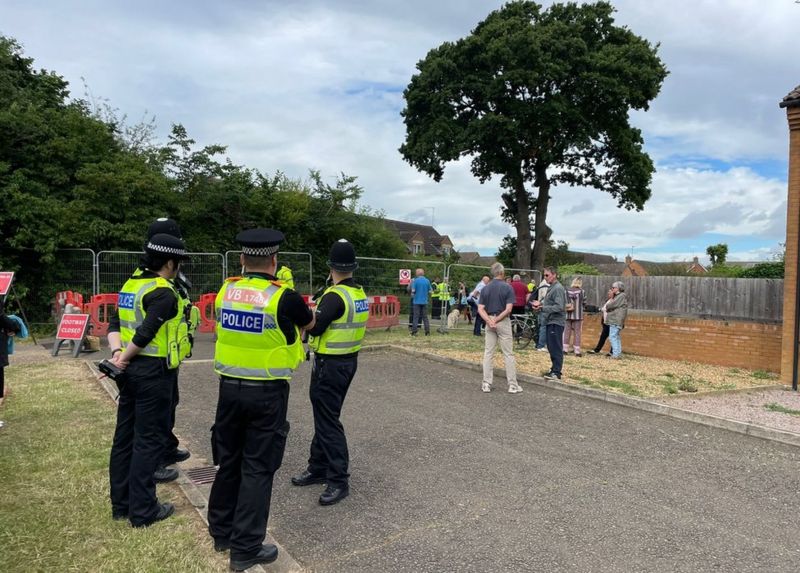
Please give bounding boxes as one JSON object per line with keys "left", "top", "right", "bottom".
{"left": 447, "top": 308, "right": 461, "bottom": 330}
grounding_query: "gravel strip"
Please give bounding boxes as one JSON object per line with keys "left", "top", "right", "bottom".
{"left": 655, "top": 387, "right": 800, "bottom": 435}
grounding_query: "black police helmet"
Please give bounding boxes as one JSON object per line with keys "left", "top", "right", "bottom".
{"left": 147, "top": 218, "right": 182, "bottom": 240}
{"left": 327, "top": 239, "right": 358, "bottom": 272}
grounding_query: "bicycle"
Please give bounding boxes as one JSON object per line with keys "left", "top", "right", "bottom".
{"left": 510, "top": 311, "right": 538, "bottom": 349}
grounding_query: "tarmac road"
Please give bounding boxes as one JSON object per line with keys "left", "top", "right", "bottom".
{"left": 173, "top": 349, "right": 800, "bottom": 573}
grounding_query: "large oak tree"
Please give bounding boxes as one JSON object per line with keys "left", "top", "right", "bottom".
{"left": 400, "top": 1, "right": 667, "bottom": 270}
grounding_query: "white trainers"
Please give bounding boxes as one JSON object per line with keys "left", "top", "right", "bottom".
{"left": 536, "top": 347, "right": 548, "bottom": 352}
{"left": 481, "top": 383, "right": 492, "bottom": 393}
{"left": 508, "top": 384, "right": 523, "bottom": 394}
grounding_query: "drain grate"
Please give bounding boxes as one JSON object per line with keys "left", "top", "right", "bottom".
{"left": 185, "top": 466, "right": 218, "bottom": 485}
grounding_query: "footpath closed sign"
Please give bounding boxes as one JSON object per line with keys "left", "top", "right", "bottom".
{"left": 0, "top": 271, "right": 14, "bottom": 296}
{"left": 399, "top": 269, "right": 411, "bottom": 285}
{"left": 53, "top": 314, "right": 90, "bottom": 358}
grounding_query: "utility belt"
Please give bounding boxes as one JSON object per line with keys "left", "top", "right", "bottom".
{"left": 220, "top": 376, "right": 288, "bottom": 388}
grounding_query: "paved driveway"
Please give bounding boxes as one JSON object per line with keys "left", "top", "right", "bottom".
{"left": 174, "top": 350, "right": 800, "bottom": 573}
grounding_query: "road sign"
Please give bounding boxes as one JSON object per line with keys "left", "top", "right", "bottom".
{"left": 53, "top": 313, "right": 91, "bottom": 358}
{"left": 399, "top": 269, "right": 411, "bottom": 285}
{"left": 57, "top": 314, "right": 90, "bottom": 340}
{"left": 0, "top": 272, "right": 14, "bottom": 296}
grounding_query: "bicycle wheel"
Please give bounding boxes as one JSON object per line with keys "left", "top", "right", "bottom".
{"left": 515, "top": 325, "right": 534, "bottom": 349}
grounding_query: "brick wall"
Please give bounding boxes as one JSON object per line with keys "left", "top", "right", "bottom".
{"left": 580, "top": 312, "right": 782, "bottom": 373}
{"left": 780, "top": 105, "right": 800, "bottom": 384}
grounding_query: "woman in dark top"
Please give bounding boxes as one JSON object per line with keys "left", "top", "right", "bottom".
{"left": 0, "top": 300, "right": 22, "bottom": 405}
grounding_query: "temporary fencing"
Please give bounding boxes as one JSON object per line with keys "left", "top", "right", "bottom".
{"left": 224, "top": 251, "right": 313, "bottom": 294}
{"left": 52, "top": 248, "right": 97, "bottom": 299}
{"left": 97, "top": 251, "right": 225, "bottom": 299}
{"left": 447, "top": 264, "right": 541, "bottom": 297}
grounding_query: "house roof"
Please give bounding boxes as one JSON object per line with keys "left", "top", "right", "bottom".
{"left": 383, "top": 218, "right": 454, "bottom": 256}
{"left": 780, "top": 85, "right": 800, "bottom": 108}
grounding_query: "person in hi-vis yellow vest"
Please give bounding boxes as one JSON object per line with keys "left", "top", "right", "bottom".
{"left": 107, "top": 233, "right": 191, "bottom": 528}
{"left": 276, "top": 265, "right": 294, "bottom": 289}
{"left": 207, "top": 228, "right": 315, "bottom": 571}
{"left": 291, "top": 239, "right": 367, "bottom": 507}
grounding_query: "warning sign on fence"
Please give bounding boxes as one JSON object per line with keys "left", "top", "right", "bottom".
{"left": 0, "top": 271, "right": 14, "bottom": 296}
{"left": 399, "top": 269, "right": 411, "bottom": 285}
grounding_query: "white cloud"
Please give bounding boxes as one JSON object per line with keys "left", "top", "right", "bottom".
{"left": 1, "top": 0, "right": 795, "bottom": 263}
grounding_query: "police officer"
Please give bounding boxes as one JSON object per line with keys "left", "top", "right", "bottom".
{"left": 276, "top": 264, "right": 294, "bottom": 289}
{"left": 207, "top": 229, "right": 315, "bottom": 571}
{"left": 107, "top": 234, "right": 193, "bottom": 527}
{"left": 291, "top": 239, "right": 368, "bottom": 506}
{"left": 138, "top": 218, "right": 197, "bottom": 482}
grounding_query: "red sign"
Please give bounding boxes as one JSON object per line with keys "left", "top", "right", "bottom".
{"left": 0, "top": 272, "right": 14, "bottom": 296}
{"left": 57, "top": 314, "right": 90, "bottom": 340}
{"left": 399, "top": 269, "right": 411, "bottom": 286}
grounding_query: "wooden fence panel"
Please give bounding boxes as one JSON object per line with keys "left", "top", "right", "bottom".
{"left": 562, "top": 275, "right": 784, "bottom": 322}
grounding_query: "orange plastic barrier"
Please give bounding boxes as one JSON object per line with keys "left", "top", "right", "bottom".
{"left": 366, "top": 295, "right": 400, "bottom": 329}
{"left": 197, "top": 293, "right": 217, "bottom": 334}
{"left": 54, "top": 291, "right": 86, "bottom": 316}
{"left": 85, "top": 293, "right": 118, "bottom": 337}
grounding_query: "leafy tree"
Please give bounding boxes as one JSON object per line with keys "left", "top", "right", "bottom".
{"left": 740, "top": 262, "right": 784, "bottom": 279}
{"left": 557, "top": 262, "right": 601, "bottom": 276}
{"left": 707, "top": 264, "right": 743, "bottom": 278}
{"left": 706, "top": 243, "right": 728, "bottom": 266}
{"left": 400, "top": 1, "right": 667, "bottom": 271}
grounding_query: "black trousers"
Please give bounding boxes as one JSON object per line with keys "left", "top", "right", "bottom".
{"left": 546, "top": 324, "right": 565, "bottom": 377}
{"left": 162, "top": 374, "right": 181, "bottom": 464}
{"left": 307, "top": 354, "right": 357, "bottom": 488}
{"left": 109, "top": 358, "right": 175, "bottom": 525}
{"left": 594, "top": 321, "right": 610, "bottom": 352}
{"left": 208, "top": 379, "right": 290, "bottom": 560}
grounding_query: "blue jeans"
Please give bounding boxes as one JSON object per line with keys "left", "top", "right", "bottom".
{"left": 411, "top": 304, "right": 429, "bottom": 334}
{"left": 536, "top": 321, "right": 547, "bottom": 349}
{"left": 609, "top": 325, "right": 622, "bottom": 357}
{"left": 469, "top": 300, "right": 483, "bottom": 335}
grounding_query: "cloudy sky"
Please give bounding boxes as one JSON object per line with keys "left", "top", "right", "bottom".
{"left": 3, "top": 0, "right": 797, "bottom": 263}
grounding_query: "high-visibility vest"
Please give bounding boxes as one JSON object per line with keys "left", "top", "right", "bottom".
{"left": 436, "top": 282, "right": 449, "bottom": 301}
{"left": 132, "top": 267, "right": 199, "bottom": 337}
{"left": 276, "top": 266, "right": 295, "bottom": 289}
{"left": 213, "top": 275, "right": 304, "bottom": 380}
{"left": 118, "top": 276, "right": 190, "bottom": 369}
{"left": 308, "top": 284, "right": 368, "bottom": 355}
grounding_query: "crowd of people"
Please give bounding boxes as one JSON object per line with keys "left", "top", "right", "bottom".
{"left": 404, "top": 265, "right": 630, "bottom": 390}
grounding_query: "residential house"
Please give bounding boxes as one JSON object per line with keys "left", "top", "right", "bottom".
{"left": 383, "top": 219, "right": 454, "bottom": 257}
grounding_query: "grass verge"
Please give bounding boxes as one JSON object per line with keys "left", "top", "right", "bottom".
{"left": 363, "top": 326, "right": 781, "bottom": 399}
{"left": 0, "top": 350, "right": 227, "bottom": 572}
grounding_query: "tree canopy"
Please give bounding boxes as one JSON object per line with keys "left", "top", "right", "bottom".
{"left": 0, "top": 36, "right": 406, "bottom": 319}
{"left": 400, "top": 1, "right": 667, "bottom": 270}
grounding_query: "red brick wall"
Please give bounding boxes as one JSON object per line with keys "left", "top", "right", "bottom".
{"left": 780, "top": 106, "right": 800, "bottom": 384}
{"left": 581, "top": 312, "right": 782, "bottom": 373}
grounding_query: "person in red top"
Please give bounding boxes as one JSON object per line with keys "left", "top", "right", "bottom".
{"left": 510, "top": 274, "right": 528, "bottom": 315}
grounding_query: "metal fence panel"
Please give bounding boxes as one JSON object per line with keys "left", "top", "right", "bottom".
{"left": 447, "top": 264, "right": 541, "bottom": 297}
{"left": 224, "top": 251, "right": 314, "bottom": 294}
{"left": 356, "top": 257, "right": 447, "bottom": 317}
{"left": 52, "top": 248, "right": 97, "bottom": 298}
{"left": 97, "top": 251, "right": 225, "bottom": 299}
{"left": 564, "top": 275, "right": 784, "bottom": 322}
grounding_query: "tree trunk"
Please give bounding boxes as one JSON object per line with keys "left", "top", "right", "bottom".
{"left": 511, "top": 175, "right": 532, "bottom": 270}
{"left": 531, "top": 163, "right": 551, "bottom": 272}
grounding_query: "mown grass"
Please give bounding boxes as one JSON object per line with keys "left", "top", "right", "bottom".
{"left": 362, "top": 326, "right": 780, "bottom": 399}
{"left": 0, "top": 353, "right": 227, "bottom": 573}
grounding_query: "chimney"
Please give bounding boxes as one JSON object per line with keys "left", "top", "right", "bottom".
{"left": 693, "top": 256, "right": 699, "bottom": 264}
{"left": 780, "top": 84, "right": 800, "bottom": 390}
{"left": 625, "top": 255, "right": 632, "bottom": 264}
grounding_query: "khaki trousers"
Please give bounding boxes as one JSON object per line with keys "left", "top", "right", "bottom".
{"left": 482, "top": 317, "right": 517, "bottom": 386}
